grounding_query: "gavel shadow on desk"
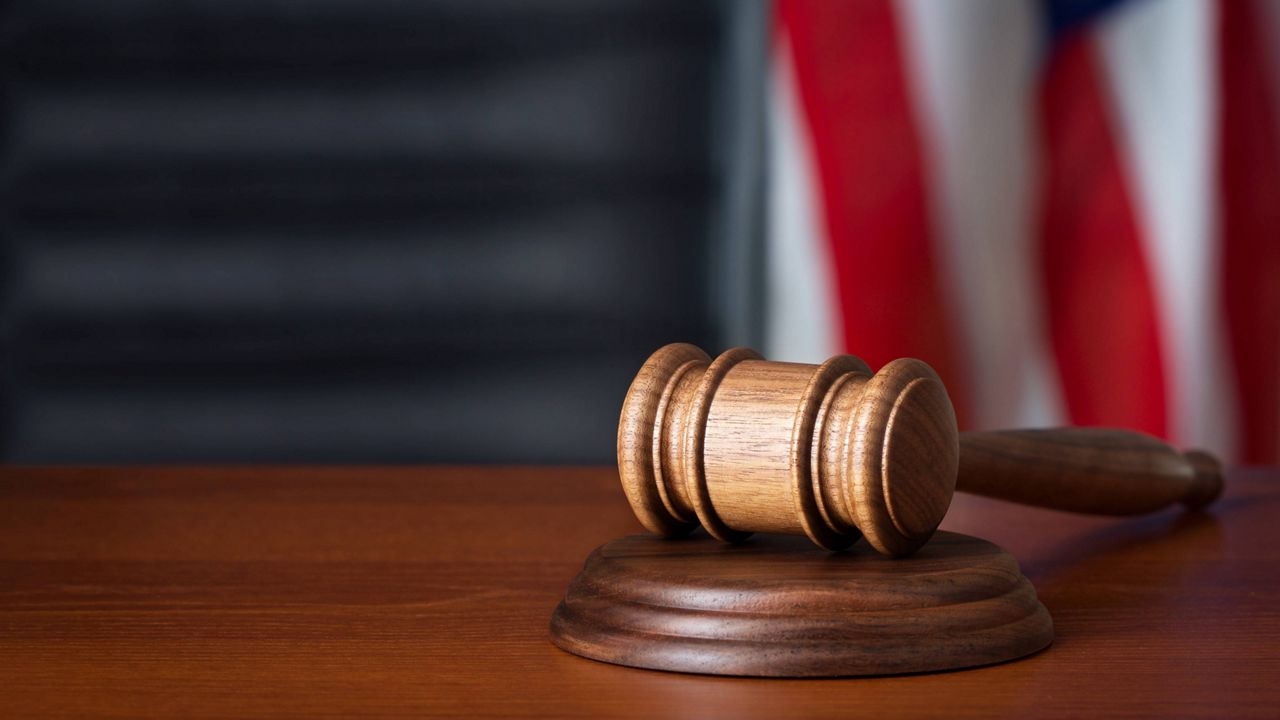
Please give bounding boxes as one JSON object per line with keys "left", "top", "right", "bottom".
{"left": 944, "top": 491, "right": 1227, "bottom": 643}
{"left": 550, "top": 344, "right": 1227, "bottom": 677}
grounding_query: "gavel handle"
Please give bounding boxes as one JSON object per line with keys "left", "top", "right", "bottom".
{"left": 957, "top": 428, "right": 1224, "bottom": 515}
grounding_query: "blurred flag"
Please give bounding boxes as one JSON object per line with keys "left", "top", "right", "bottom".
{"left": 766, "top": 0, "right": 1280, "bottom": 463}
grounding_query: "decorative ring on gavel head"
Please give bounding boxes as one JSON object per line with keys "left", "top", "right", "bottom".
{"left": 617, "top": 343, "right": 960, "bottom": 557}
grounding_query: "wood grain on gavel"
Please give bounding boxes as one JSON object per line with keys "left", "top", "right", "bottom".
{"left": 619, "top": 344, "right": 1224, "bottom": 557}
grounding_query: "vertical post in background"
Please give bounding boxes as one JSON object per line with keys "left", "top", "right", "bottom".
{"left": 709, "top": 0, "right": 769, "bottom": 351}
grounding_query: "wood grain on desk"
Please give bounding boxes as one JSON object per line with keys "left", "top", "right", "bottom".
{"left": 0, "top": 465, "right": 1277, "bottom": 718}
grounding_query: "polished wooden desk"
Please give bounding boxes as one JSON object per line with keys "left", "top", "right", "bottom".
{"left": 1, "top": 466, "right": 1277, "bottom": 718}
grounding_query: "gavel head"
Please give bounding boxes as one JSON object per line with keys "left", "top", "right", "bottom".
{"left": 618, "top": 344, "right": 960, "bottom": 557}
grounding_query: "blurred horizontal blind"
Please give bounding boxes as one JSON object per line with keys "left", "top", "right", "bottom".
{"left": 1, "top": 0, "right": 727, "bottom": 462}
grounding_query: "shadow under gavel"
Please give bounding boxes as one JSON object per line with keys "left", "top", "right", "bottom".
{"left": 619, "top": 344, "right": 1224, "bottom": 557}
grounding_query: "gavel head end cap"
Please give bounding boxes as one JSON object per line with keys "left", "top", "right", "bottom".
{"left": 850, "top": 359, "right": 960, "bottom": 557}
{"left": 617, "top": 343, "right": 708, "bottom": 537}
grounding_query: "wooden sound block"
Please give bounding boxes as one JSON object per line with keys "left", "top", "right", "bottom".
{"left": 550, "top": 531, "right": 1053, "bottom": 677}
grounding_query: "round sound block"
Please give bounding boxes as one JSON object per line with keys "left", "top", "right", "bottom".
{"left": 550, "top": 531, "right": 1053, "bottom": 677}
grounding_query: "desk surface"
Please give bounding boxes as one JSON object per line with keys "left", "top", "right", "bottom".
{"left": 1, "top": 465, "right": 1277, "bottom": 718}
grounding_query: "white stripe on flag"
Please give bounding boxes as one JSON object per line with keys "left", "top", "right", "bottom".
{"left": 765, "top": 37, "right": 842, "bottom": 363}
{"left": 1097, "top": 0, "right": 1238, "bottom": 456}
{"left": 898, "top": 0, "right": 1066, "bottom": 430}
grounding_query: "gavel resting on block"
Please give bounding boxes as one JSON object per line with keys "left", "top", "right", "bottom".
{"left": 618, "top": 343, "right": 1224, "bottom": 557}
{"left": 552, "top": 343, "right": 1226, "bottom": 676}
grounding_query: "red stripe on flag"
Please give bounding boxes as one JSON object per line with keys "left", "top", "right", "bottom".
{"left": 1219, "top": 0, "right": 1280, "bottom": 463}
{"left": 778, "top": 0, "right": 968, "bottom": 424}
{"left": 1038, "top": 32, "right": 1169, "bottom": 437}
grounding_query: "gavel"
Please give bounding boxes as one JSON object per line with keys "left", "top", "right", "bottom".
{"left": 619, "top": 344, "right": 1223, "bottom": 557}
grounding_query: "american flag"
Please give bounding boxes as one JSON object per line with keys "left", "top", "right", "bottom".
{"left": 765, "top": 0, "right": 1280, "bottom": 463}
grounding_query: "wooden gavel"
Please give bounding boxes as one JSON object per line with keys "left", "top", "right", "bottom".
{"left": 618, "top": 344, "right": 1223, "bottom": 557}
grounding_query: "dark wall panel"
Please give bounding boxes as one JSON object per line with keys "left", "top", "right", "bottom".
{"left": 0, "top": 0, "right": 727, "bottom": 463}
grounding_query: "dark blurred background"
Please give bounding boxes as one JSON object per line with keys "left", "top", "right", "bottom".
{"left": 3, "top": 0, "right": 1277, "bottom": 465}
{"left": 0, "top": 1, "right": 766, "bottom": 463}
